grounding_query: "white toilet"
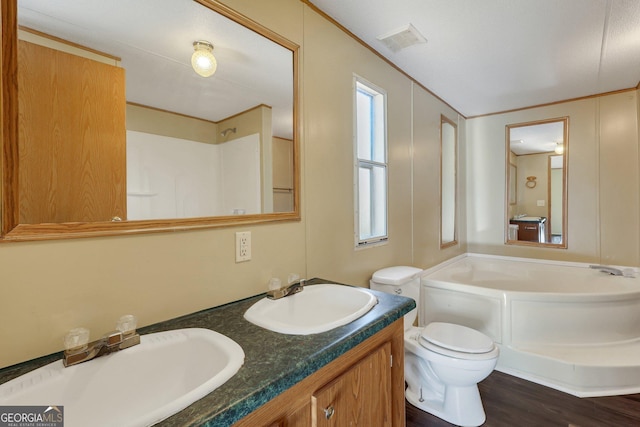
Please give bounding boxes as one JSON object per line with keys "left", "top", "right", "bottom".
{"left": 370, "top": 266, "right": 499, "bottom": 427}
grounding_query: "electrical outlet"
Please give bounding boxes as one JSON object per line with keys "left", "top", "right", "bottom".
{"left": 235, "top": 231, "right": 251, "bottom": 262}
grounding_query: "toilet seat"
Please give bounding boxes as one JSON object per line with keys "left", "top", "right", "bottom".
{"left": 418, "top": 322, "right": 496, "bottom": 359}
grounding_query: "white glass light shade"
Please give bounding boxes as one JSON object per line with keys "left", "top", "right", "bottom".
{"left": 191, "top": 41, "right": 217, "bottom": 77}
{"left": 555, "top": 142, "right": 564, "bottom": 154}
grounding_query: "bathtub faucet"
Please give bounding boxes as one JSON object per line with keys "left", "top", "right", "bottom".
{"left": 590, "top": 265, "right": 624, "bottom": 276}
{"left": 589, "top": 265, "right": 636, "bottom": 278}
{"left": 62, "top": 315, "right": 140, "bottom": 367}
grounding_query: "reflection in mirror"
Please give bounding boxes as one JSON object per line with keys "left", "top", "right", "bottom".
{"left": 2, "top": 0, "right": 299, "bottom": 240}
{"left": 440, "top": 116, "right": 457, "bottom": 248}
{"left": 506, "top": 118, "right": 568, "bottom": 248}
{"left": 509, "top": 163, "right": 517, "bottom": 205}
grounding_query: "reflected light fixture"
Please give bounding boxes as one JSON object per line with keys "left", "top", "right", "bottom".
{"left": 191, "top": 40, "right": 217, "bottom": 77}
{"left": 555, "top": 142, "right": 564, "bottom": 154}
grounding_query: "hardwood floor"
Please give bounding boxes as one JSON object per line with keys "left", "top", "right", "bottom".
{"left": 406, "top": 371, "right": 640, "bottom": 426}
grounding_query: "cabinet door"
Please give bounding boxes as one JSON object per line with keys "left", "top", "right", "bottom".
{"left": 275, "top": 402, "right": 311, "bottom": 427}
{"left": 312, "top": 343, "right": 392, "bottom": 427}
{"left": 519, "top": 223, "right": 540, "bottom": 242}
{"left": 18, "top": 41, "right": 127, "bottom": 224}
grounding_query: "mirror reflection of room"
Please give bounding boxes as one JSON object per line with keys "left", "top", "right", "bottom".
{"left": 16, "top": 0, "right": 295, "bottom": 225}
{"left": 506, "top": 119, "right": 567, "bottom": 247}
{"left": 440, "top": 116, "right": 457, "bottom": 248}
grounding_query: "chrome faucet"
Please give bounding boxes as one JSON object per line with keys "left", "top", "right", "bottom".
{"left": 266, "top": 279, "right": 306, "bottom": 300}
{"left": 590, "top": 265, "right": 623, "bottom": 276}
{"left": 589, "top": 265, "right": 635, "bottom": 277}
{"left": 63, "top": 315, "right": 140, "bottom": 367}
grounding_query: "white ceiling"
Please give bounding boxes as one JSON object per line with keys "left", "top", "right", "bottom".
{"left": 17, "top": 1, "right": 640, "bottom": 129}
{"left": 310, "top": 0, "right": 640, "bottom": 117}
{"left": 509, "top": 121, "right": 564, "bottom": 155}
{"left": 17, "top": 0, "right": 294, "bottom": 139}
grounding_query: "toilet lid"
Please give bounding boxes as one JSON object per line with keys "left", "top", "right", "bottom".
{"left": 420, "top": 322, "right": 494, "bottom": 354}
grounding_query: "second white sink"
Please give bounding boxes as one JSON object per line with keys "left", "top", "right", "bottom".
{"left": 244, "top": 283, "right": 378, "bottom": 335}
{"left": 0, "top": 328, "right": 244, "bottom": 427}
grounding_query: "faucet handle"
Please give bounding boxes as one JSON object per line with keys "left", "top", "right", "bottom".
{"left": 116, "top": 315, "right": 137, "bottom": 335}
{"left": 287, "top": 273, "right": 301, "bottom": 284}
{"left": 268, "top": 277, "right": 282, "bottom": 291}
{"left": 64, "top": 327, "right": 90, "bottom": 352}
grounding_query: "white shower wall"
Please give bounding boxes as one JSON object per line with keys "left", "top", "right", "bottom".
{"left": 127, "top": 130, "right": 261, "bottom": 220}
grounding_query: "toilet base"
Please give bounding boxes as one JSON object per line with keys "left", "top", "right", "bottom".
{"left": 405, "top": 384, "right": 486, "bottom": 427}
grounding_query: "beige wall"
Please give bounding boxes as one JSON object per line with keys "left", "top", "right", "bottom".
{"left": 126, "top": 104, "right": 218, "bottom": 144}
{"left": 466, "top": 90, "right": 639, "bottom": 265}
{"left": 301, "top": 8, "right": 465, "bottom": 288}
{"left": 514, "top": 152, "right": 550, "bottom": 217}
{"left": 0, "top": 0, "right": 464, "bottom": 368}
{"left": 412, "top": 85, "right": 468, "bottom": 267}
{"left": 302, "top": 7, "right": 414, "bottom": 287}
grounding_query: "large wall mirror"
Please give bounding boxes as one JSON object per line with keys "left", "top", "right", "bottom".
{"left": 440, "top": 115, "right": 457, "bottom": 248}
{"left": 505, "top": 118, "right": 568, "bottom": 248}
{"left": 1, "top": 0, "right": 299, "bottom": 241}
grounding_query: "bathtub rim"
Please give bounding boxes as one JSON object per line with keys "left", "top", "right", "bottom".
{"left": 421, "top": 253, "right": 639, "bottom": 277}
{"left": 418, "top": 253, "right": 640, "bottom": 397}
{"left": 420, "top": 253, "right": 640, "bottom": 298}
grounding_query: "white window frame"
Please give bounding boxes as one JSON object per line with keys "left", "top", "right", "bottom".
{"left": 353, "top": 75, "right": 388, "bottom": 248}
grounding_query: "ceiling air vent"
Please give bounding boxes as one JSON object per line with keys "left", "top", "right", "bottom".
{"left": 377, "top": 23, "right": 427, "bottom": 53}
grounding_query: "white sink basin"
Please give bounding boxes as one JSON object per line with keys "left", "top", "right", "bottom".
{"left": 0, "top": 328, "right": 244, "bottom": 427}
{"left": 244, "top": 284, "right": 378, "bottom": 335}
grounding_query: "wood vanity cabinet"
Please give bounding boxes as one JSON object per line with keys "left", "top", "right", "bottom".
{"left": 232, "top": 319, "right": 405, "bottom": 427}
{"left": 510, "top": 218, "right": 546, "bottom": 243}
{"left": 312, "top": 342, "right": 392, "bottom": 426}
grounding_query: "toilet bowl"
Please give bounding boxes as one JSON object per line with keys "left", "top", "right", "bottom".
{"left": 371, "top": 266, "right": 499, "bottom": 427}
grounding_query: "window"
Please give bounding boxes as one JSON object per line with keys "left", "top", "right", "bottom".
{"left": 354, "top": 76, "right": 387, "bottom": 246}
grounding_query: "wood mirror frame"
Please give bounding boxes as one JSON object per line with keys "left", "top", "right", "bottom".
{"left": 505, "top": 117, "right": 568, "bottom": 248}
{"left": 440, "top": 115, "right": 458, "bottom": 248}
{"left": 1, "top": 0, "right": 300, "bottom": 241}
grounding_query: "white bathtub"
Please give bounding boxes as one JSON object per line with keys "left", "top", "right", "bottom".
{"left": 420, "top": 254, "right": 640, "bottom": 397}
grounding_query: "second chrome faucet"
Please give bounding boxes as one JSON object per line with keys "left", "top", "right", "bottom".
{"left": 63, "top": 315, "right": 140, "bottom": 367}
{"left": 266, "top": 274, "right": 306, "bottom": 300}
{"left": 266, "top": 279, "right": 305, "bottom": 300}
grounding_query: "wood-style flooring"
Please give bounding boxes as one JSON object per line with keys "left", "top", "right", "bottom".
{"left": 406, "top": 371, "right": 640, "bottom": 427}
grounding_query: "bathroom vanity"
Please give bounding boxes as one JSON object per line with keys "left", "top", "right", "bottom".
{"left": 233, "top": 319, "right": 402, "bottom": 426}
{"left": 509, "top": 216, "right": 547, "bottom": 243}
{"left": 0, "top": 279, "right": 413, "bottom": 427}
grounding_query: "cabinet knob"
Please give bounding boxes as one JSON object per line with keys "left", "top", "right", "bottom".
{"left": 324, "top": 405, "right": 334, "bottom": 420}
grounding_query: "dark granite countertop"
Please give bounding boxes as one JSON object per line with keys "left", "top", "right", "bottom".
{"left": 0, "top": 278, "right": 414, "bottom": 427}
{"left": 510, "top": 216, "right": 547, "bottom": 223}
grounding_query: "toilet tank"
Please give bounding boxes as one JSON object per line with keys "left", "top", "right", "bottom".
{"left": 370, "top": 266, "right": 422, "bottom": 328}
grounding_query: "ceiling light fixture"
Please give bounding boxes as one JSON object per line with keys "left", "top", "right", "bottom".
{"left": 555, "top": 142, "right": 564, "bottom": 154}
{"left": 191, "top": 40, "right": 217, "bottom": 77}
